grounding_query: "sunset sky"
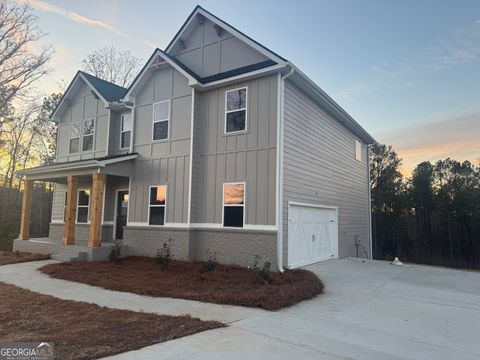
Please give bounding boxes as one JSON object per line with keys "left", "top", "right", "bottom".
{"left": 19, "top": 0, "right": 480, "bottom": 176}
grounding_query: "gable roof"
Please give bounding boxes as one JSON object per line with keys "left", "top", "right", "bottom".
{"left": 165, "top": 5, "right": 287, "bottom": 65}
{"left": 122, "top": 48, "right": 200, "bottom": 102}
{"left": 51, "top": 71, "right": 127, "bottom": 121}
{"left": 79, "top": 71, "right": 127, "bottom": 102}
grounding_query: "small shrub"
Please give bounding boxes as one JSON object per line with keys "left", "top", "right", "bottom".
{"left": 108, "top": 244, "right": 121, "bottom": 263}
{"left": 155, "top": 239, "right": 173, "bottom": 270}
{"left": 200, "top": 250, "right": 218, "bottom": 273}
{"left": 253, "top": 255, "right": 272, "bottom": 281}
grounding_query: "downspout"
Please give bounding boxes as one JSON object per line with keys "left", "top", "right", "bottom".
{"left": 276, "top": 65, "right": 294, "bottom": 272}
{"left": 125, "top": 102, "right": 136, "bottom": 154}
{"left": 367, "top": 144, "right": 373, "bottom": 259}
{"left": 105, "top": 108, "right": 111, "bottom": 156}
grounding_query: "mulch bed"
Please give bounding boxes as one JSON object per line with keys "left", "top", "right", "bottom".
{"left": 0, "top": 251, "right": 50, "bottom": 266}
{"left": 40, "top": 257, "right": 324, "bottom": 310}
{"left": 0, "top": 282, "right": 222, "bottom": 360}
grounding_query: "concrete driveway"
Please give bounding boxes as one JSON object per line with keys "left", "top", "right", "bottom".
{"left": 109, "top": 258, "right": 480, "bottom": 360}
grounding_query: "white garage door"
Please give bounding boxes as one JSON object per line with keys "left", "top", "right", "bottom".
{"left": 288, "top": 203, "right": 338, "bottom": 268}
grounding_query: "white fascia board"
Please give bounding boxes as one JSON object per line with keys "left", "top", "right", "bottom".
{"left": 193, "top": 63, "right": 287, "bottom": 91}
{"left": 51, "top": 72, "right": 110, "bottom": 121}
{"left": 122, "top": 50, "right": 198, "bottom": 102}
{"left": 166, "top": 7, "right": 287, "bottom": 66}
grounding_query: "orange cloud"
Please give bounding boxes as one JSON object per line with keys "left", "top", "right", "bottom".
{"left": 375, "top": 112, "right": 480, "bottom": 177}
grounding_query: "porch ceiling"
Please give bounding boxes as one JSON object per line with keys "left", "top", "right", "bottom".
{"left": 16, "top": 153, "right": 137, "bottom": 182}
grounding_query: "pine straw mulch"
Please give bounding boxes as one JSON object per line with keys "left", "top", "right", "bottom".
{"left": 40, "top": 257, "right": 324, "bottom": 310}
{"left": 0, "top": 251, "right": 50, "bottom": 266}
{"left": 0, "top": 282, "right": 222, "bottom": 360}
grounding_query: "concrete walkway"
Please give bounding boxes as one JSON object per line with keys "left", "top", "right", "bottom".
{"left": 1, "top": 258, "right": 480, "bottom": 360}
{"left": 0, "top": 260, "right": 263, "bottom": 324}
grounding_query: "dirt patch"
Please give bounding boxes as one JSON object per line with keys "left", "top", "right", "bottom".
{"left": 40, "top": 257, "right": 324, "bottom": 310}
{"left": 0, "top": 251, "right": 50, "bottom": 266}
{"left": 0, "top": 282, "right": 222, "bottom": 360}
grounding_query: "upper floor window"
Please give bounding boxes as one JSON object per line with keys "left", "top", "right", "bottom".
{"left": 120, "top": 114, "right": 132, "bottom": 149}
{"left": 355, "top": 139, "right": 362, "bottom": 161}
{"left": 149, "top": 185, "right": 167, "bottom": 225}
{"left": 77, "top": 189, "right": 90, "bottom": 223}
{"left": 225, "top": 87, "right": 247, "bottom": 134}
{"left": 223, "top": 182, "right": 245, "bottom": 227}
{"left": 82, "top": 119, "right": 95, "bottom": 151}
{"left": 69, "top": 123, "right": 80, "bottom": 153}
{"left": 153, "top": 101, "right": 169, "bottom": 141}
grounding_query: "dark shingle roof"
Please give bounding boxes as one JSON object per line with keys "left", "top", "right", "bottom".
{"left": 80, "top": 71, "right": 128, "bottom": 102}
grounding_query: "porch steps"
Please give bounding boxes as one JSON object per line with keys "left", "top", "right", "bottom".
{"left": 50, "top": 243, "right": 117, "bottom": 261}
{"left": 13, "top": 239, "right": 122, "bottom": 261}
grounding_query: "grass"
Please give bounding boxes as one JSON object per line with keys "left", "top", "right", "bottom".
{"left": 0, "top": 251, "right": 50, "bottom": 266}
{"left": 40, "top": 257, "right": 324, "bottom": 310}
{"left": 0, "top": 282, "right": 222, "bottom": 360}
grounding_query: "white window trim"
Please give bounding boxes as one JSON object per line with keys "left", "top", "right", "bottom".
{"left": 120, "top": 113, "right": 132, "bottom": 150}
{"left": 152, "top": 100, "right": 170, "bottom": 142}
{"left": 76, "top": 188, "right": 91, "bottom": 224}
{"left": 69, "top": 122, "right": 80, "bottom": 154}
{"left": 355, "top": 138, "right": 362, "bottom": 162}
{"left": 148, "top": 184, "right": 167, "bottom": 226}
{"left": 82, "top": 118, "right": 96, "bottom": 153}
{"left": 222, "top": 181, "right": 246, "bottom": 228}
{"left": 224, "top": 87, "right": 248, "bottom": 135}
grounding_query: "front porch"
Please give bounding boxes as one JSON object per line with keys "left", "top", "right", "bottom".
{"left": 12, "top": 237, "right": 115, "bottom": 261}
{"left": 14, "top": 154, "right": 136, "bottom": 260}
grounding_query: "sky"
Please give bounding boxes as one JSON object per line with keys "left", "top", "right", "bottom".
{"left": 17, "top": 0, "right": 480, "bottom": 176}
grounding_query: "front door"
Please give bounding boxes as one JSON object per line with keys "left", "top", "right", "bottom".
{"left": 115, "top": 191, "right": 129, "bottom": 239}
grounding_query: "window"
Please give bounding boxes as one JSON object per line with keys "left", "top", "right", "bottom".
{"left": 120, "top": 114, "right": 132, "bottom": 149}
{"left": 225, "top": 87, "right": 247, "bottom": 133}
{"left": 69, "top": 123, "right": 80, "bottom": 153}
{"left": 223, "top": 183, "right": 245, "bottom": 227}
{"left": 153, "top": 101, "right": 169, "bottom": 141}
{"left": 82, "top": 119, "right": 95, "bottom": 151}
{"left": 77, "top": 189, "right": 90, "bottom": 223}
{"left": 355, "top": 139, "right": 362, "bottom": 161}
{"left": 149, "top": 185, "right": 167, "bottom": 225}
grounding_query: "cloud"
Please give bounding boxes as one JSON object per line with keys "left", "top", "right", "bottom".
{"left": 374, "top": 112, "right": 480, "bottom": 176}
{"left": 338, "top": 19, "right": 480, "bottom": 100}
{"left": 21, "top": 0, "right": 129, "bottom": 37}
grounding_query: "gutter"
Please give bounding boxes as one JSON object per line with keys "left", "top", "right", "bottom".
{"left": 276, "top": 64, "right": 295, "bottom": 272}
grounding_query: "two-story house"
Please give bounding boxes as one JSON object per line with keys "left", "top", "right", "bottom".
{"left": 15, "top": 6, "right": 375, "bottom": 270}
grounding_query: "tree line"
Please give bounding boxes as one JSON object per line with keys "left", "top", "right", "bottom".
{"left": 370, "top": 144, "right": 480, "bottom": 270}
{"left": 0, "top": 1, "right": 141, "bottom": 250}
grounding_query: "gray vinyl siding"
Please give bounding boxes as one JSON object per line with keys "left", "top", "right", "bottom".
{"left": 191, "top": 75, "right": 277, "bottom": 226}
{"left": 128, "top": 66, "right": 192, "bottom": 224}
{"left": 169, "top": 18, "right": 268, "bottom": 78}
{"left": 282, "top": 80, "right": 370, "bottom": 265}
{"left": 56, "top": 79, "right": 109, "bottom": 162}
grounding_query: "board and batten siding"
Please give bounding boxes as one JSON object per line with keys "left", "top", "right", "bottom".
{"left": 108, "top": 110, "right": 131, "bottom": 156}
{"left": 128, "top": 65, "right": 192, "bottom": 225}
{"left": 191, "top": 75, "right": 277, "bottom": 226}
{"left": 56, "top": 79, "right": 109, "bottom": 162}
{"left": 170, "top": 18, "right": 269, "bottom": 79}
{"left": 282, "top": 80, "right": 370, "bottom": 264}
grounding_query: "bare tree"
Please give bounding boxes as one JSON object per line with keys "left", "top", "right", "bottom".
{"left": 0, "top": 0, "right": 54, "bottom": 129}
{"left": 81, "top": 46, "right": 142, "bottom": 87}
